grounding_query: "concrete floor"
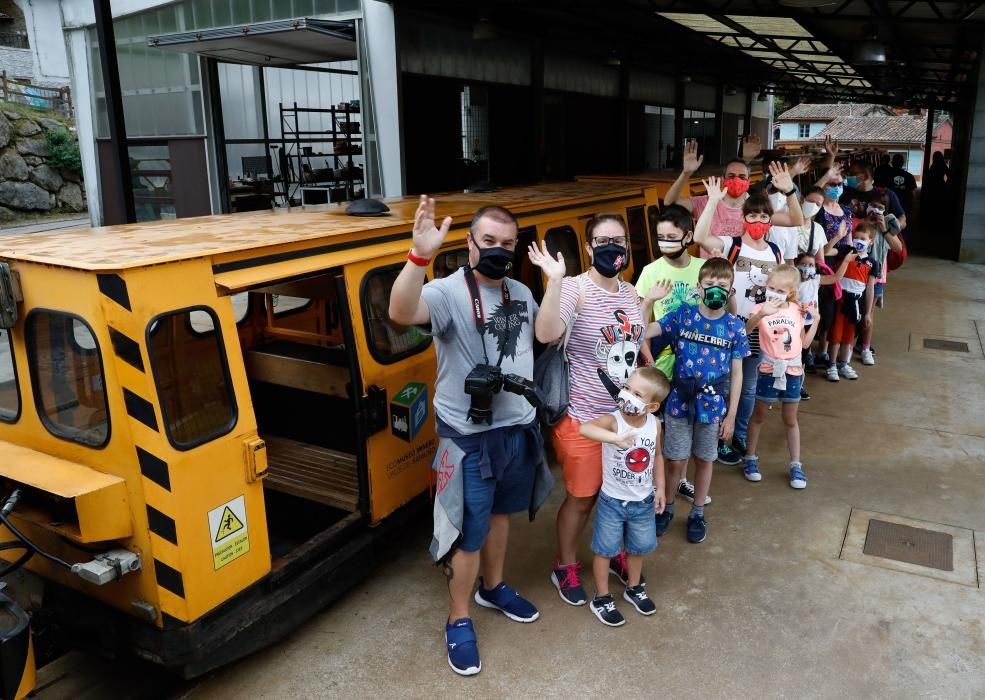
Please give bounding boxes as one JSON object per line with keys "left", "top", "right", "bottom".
{"left": 178, "top": 256, "right": 985, "bottom": 699}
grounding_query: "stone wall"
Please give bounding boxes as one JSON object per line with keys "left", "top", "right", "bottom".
{"left": 0, "top": 109, "right": 85, "bottom": 221}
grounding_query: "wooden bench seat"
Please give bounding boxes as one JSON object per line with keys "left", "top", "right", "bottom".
{"left": 262, "top": 435, "right": 359, "bottom": 512}
{"left": 244, "top": 340, "right": 352, "bottom": 398}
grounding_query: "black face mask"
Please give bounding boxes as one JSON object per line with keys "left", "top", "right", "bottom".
{"left": 591, "top": 244, "right": 628, "bottom": 278}
{"left": 473, "top": 245, "right": 513, "bottom": 280}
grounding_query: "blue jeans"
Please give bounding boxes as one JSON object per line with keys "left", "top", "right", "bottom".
{"left": 591, "top": 491, "right": 658, "bottom": 557}
{"left": 459, "top": 430, "right": 535, "bottom": 552}
{"left": 734, "top": 353, "right": 761, "bottom": 442}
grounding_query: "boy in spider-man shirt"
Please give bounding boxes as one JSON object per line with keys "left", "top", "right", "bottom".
{"left": 579, "top": 367, "right": 669, "bottom": 627}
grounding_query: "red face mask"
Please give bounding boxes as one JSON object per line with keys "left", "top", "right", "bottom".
{"left": 724, "top": 177, "right": 750, "bottom": 198}
{"left": 743, "top": 220, "right": 771, "bottom": 240}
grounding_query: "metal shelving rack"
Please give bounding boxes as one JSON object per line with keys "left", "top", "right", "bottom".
{"left": 278, "top": 101, "right": 364, "bottom": 205}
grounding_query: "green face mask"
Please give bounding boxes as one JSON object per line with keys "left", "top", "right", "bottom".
{"left": 702, "top": 285, "right": 730, "bottom": 310}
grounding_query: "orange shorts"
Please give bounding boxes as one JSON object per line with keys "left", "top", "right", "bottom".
{"left": 551, "top": 415, "right": 603, "bottom": 498}
{"left": 829, "top": 307, "right": 858, "bottom": 345}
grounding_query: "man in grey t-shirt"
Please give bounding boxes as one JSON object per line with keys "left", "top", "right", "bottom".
{"left": 389, "top": 195, "right": 547, "bottom": 677}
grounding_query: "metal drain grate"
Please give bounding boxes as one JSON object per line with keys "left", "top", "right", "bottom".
{"left": 863, "top": 519, "right": 954, "bottom": 571}
{"left": 923, "top": 338, "right": 969, "bottom": 352}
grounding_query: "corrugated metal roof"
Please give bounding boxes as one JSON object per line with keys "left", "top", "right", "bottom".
{"left": 811, "top": 115, "right": 929, "bottom": 144}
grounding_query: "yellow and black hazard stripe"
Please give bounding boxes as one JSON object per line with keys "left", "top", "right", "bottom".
{"left": 98, "top": 273, "right": 187, "bottom": 618}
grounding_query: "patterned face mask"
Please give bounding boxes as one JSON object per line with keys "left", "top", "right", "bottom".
{"left": 617, "top": 390, "right": 647, "bottom": 416}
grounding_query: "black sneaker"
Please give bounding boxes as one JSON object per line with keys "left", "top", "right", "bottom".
{"left": 686, "top": 513, "right": 707, "bottom": 543}
{"left": 717, "top": 441, "right": 742, "bottom": 466}
{"left": 589, "top": 594, "right": 626, "bottom": 627}
{"left": 608, "top": 551, "right": 645, "bottom": 589}
{"left": 654, "top": 509, "right": 674, "bottom": 537}
{"left": 732, "top": 435, "right": 747, "bottom": 457}
{"left": 800, "top": 387, "right": 811, "bottom": 401}
{"left": 804, "top": 352, "right": 816, "bottom": 373}
{"left": 551, "top": 561, "right": 587, "bottom": 606}
{"left": 623, "top": 584, "right": 656, "bottom": 616}
{"left": 676, "top": 479, "right": 712, "bottom": 505}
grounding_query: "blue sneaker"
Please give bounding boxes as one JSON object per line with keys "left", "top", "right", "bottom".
{"left": 445, "top": 617, "right": 481, "bottom": 676}
{"left": 790, "top": 462, "right": 808, "bottom": 489}
{"left": 474, "top": 578, "right": 540, "bottom": 622}
{"left": 743, "top": 455, "right": 762, "bottom": 482}
{"left": 686, "top": 512, "right": 707, "bottom": 543}
{"left": 654, "top": 508, "right": 674, "bottom": 537}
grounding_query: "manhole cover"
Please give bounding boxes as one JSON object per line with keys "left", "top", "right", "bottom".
{"left": 863, "top": 519, "right": 954, "bottom": 571}
{"left": 923, "top": 338, "right": 969, "bottom": 352}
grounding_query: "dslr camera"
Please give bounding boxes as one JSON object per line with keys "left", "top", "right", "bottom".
{"left": 464, "top": 364, "right": 544, "bottom": 425}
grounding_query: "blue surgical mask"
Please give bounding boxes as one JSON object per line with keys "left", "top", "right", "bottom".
{"left": 845, "top": 176, "right": 858, "bottom": 188}
{"left": 826, "top": 184, "right": 844, "bottom": 201}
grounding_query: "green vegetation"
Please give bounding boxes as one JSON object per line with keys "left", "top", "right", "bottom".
{"left": 44, "top": 128, "right": 82, "bottom": 176}
{"left": 0, "top": 101, "right": 64, "bottom": 121}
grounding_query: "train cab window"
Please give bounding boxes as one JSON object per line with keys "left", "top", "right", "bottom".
{"left": 269, "top": 295, "right": 311, "bottom": 316}
{"left": 190, "top": 292, "right": 250, "bottom": 333}
{"left": 510, "top": 227, "right": 543, "bottom": 300}
{"left": 0, "top": 329, "right": 19, "bottom": 422}
{"left": 362, "top": 265, "right": 432, "bottom": 364}
{"left": 625, "top": 206, "right": 649, "bottom": 283}
{"left": 545, "top": 225, "right": 583, "bottom": 275}
{"left": 148, "top": 307, "right": 237, "bottom": 450}
{"left": 647, "top": 205, "right": 661, "bottom": 256}
{"left": 27, "top": 312, "right": 109, "bottom": 447}
{"left": 433, "top": 249, "right": 469, "bottom": 279}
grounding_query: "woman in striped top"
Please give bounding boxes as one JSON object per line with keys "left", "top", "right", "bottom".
{"left": 529, "top": 213, "right": 646, "bottom": 607}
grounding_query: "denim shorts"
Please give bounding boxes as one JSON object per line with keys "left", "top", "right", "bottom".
{"left": 459, "top": 430, "right": 535, "bottom": 552}
{"left": 874, "top": 282, "right": 885, "bottom": 299}
{"left": 755, "top": 372, "right": 803, "bottom": 404}
{"left": 591, "top": 491, "right": 658, "bottom": 558}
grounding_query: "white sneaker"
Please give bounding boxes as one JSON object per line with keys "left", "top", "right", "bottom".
{"left": 826, "top": 365, "right": 840, "bottom": 382}
{"left": 861, "top": 349, "right": 875, "bottom": 366}
{"left": 838, "top": 364, "right": 859, "bottom": 380}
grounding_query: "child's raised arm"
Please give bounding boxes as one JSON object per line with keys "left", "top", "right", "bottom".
{"left": 579, "top": 414, "right": 637, "bottom": 449}
{"left": 693, "top": 176, "right": 727, "bottom": 255}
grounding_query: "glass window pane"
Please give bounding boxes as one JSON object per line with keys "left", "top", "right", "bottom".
{"left": 269, "top": 295, "right": 311, "bottom": 316}
{"left": 545, "top": 226, "right": 583, "bottom": 275}
{"left": 148, "top": 307, "right": 237, "bottom": 449}
{"left": 625, "top": 206, "right": 649, "bottom": 284}
{"left": 0, "top": 329, "right": 19, "bottom": 422}
{"left": 510, "top": 227, "right": 543, "bottom": 301}
{"left": 362, "top": 267, "right": 432, "bottom": 364}
{"left": 189, "top": 293, "right": 249, "bottom": 332}
{"left": 28, "top": 313, "right": 109, "bottom": 447}
{"left": 433, "top": 249, "right": 470, "bottom": 280}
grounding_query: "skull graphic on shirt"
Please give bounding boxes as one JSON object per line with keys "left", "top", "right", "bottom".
{"left": 597, "top": 339, "right": 637, "bottom": 381}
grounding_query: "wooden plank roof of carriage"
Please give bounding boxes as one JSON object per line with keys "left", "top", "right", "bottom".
{"left": 0, "top": 182, "right": 646, "bottom": 272}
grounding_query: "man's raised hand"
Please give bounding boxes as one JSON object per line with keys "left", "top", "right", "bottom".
{"left": 683, "top": 140, "right": 704, "bottom": 175}
{"left": 791, "top": 156, "right": 812, "bottom": 177}
{"left": 769, "top": 160, "right": 795, "bottom": 193}
{"left": 527, "top": 239, "right": 566, "bottom": 281}
{"left": 412, "top": 195, "right": 452, "bottom": 259}
{"left": 824, "top": 135, "right": 839, "bottom": 158}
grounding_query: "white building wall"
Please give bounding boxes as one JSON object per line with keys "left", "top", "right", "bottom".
{"left": 777, "top": 121, "right": 827, "bottom": 140}
{"left": 14, "top": 0, "right": 70, "bottom": 84}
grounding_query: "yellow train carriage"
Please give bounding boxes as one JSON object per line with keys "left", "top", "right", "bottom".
{"left": 0, "top": 182, "right": 650, "bottom": 678}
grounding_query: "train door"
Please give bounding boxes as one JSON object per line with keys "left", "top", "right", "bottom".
{"left": 343, "top": 255, "right": 438, "bottom": 524}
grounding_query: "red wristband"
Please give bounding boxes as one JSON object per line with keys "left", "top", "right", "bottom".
{"left": 407, "top": 249, "right": 431, "bottom": 266}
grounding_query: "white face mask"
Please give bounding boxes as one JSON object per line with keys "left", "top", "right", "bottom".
{"left": 617, "top": 390, "right": 648, "bottom": 416}
{"left": 764, "top": 289, "right": 788, "bottom": 305}
{"left": 802, "top": 201, "right": 821, "bottom": 219}
{"left": 657, "top": 239, "right": 686, "bottom": 253}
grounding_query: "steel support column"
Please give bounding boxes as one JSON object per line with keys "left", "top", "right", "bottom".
{"left": 93, "top": 0, "right": 135, "bottom": 224}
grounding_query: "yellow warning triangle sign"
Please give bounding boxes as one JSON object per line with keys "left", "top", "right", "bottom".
{"left": 214, "top": 506, "right": 244, "bottom": 542}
